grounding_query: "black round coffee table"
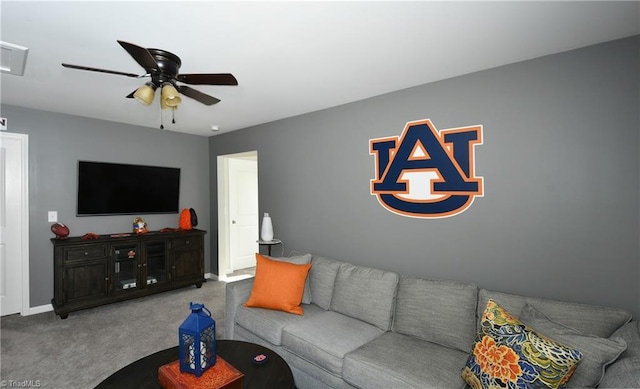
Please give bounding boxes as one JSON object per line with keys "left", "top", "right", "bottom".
{"left": 95, "top": 340, "right": 294, "bottom": 389}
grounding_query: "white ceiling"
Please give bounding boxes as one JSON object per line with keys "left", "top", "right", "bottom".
{"left": 1, "top": 1, "right": 638, "bottom": 137}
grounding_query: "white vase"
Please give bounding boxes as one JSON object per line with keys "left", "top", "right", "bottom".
{"left": 261, "top": 213, "right": 274, "bottom": 241}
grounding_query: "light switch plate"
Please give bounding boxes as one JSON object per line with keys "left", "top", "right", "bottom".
{"left": 48, "top": 211, "right": 58, "bottom": 222}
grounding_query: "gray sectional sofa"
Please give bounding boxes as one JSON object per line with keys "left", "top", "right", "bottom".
{"left": 224, "top": 254, "right": 639, "bottom": 388}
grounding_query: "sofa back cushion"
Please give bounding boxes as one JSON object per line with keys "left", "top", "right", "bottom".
{"left": 308, "top": 256, "right": 342, "bottom": 310}
{"left": 599, "top": 321, "right": 640, "bottom": 389}
{"left": 394, "top": 276, "right": 478, "bottom": 352}
{"left": 330, "top": 263, "right": 399, "bottom": 331}
{"left": 519, "top": 303, "right": 627, "bottom": 388}
{"left": 478, "top": 289, "right": 632, "bottom": 338}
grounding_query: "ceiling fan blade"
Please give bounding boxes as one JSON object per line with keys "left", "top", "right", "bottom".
{"left": 178, "top": 85, "right": 221, "bottom": 106}
{"left": 61, "top": 63, "right": 140, "bottom": 78}
{"left": 176, "top": 73, "right": 238, "bottom": 86}
{"left": 117, "top": 40, "right": 159, "bottom": 72}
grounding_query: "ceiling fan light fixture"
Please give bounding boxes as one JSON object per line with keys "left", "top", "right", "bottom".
{"left": 161, "top": 83, "right": 181, "bottom": 107}
{"left": 133, "top": 82, "right": 157, "bottom": 105}
{"left": 160, "top": 95, "right": 179, "bottom": 111}
{"left": 62, "top": 40, "right": 236, "bottom": 116}
{"left": 160, "top": 97, "right": 172, "bottom": 110}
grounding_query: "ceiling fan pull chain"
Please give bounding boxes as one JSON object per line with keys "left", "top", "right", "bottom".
{"left": 172, "top": 109, "right": 176, "bottom": 124}
{"left": 160, "top": 109, "right": 165, "bottom": 130}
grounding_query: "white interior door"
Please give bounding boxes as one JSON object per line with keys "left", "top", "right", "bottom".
{"left": 0, "top": 132, "right": 28, "bottom": 316}
{"left": 228, "top": 158, "right": 259, "bottom": 271}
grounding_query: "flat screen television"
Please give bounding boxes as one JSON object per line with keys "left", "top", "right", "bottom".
{"left": 77, "top": 161, "right": 180, "bottom": 216}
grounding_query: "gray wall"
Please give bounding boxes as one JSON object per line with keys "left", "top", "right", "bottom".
{"left": 210, "top": 36, "right": 639, "bottom": 318}
{"left": 0, "top": 105, "right": 210, "bottom": 308}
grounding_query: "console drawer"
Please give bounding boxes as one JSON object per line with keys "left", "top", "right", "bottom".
{"left": 172, "top": 236, "right": 202, "bottom": 250}
{"left": 64, "top": 245, "right": 108, "bottom": 262}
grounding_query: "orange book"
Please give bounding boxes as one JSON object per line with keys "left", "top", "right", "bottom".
{"left": 158, "top": 356, "right": 244, "bottom": 389}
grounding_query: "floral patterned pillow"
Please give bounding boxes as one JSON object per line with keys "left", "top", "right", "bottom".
{"left": 462, "top": 300, "right": 583, "bottom": 389}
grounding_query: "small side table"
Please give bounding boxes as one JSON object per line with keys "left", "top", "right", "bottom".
{"left": 257, "top": 239, "right": 282, "bottom": 256}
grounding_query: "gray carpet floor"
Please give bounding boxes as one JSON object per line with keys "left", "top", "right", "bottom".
{"left": 0, "top": 280, "right": 227, "bottom": 389}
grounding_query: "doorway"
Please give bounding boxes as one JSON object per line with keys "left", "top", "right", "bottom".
{"left": 217, "top": 151, "right": 259, "bottom": 281}
{"left": 0, "top": 132, "right": 29, "bottom": 316}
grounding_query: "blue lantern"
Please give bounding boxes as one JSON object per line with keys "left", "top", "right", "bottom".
{"left": 179, "top": 302, "right": 217, "bottom": 376}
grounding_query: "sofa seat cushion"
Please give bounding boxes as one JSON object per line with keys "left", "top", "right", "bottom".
{"left": 235, "top": 303, "right": 324, "bottom": 346}
{"left": 330, "top": 263, "right": 399, "bottom": 330}
{"left": 343, "top": 332, "right": 468, "bottom": 389}
{"left": 479, "top": 289, "right": 631, "bottom": 338}
{"left": 394, "top": 276, "right": 477, "bottom": 352}
{"left": 281, "top": 311, "right": 384, "bottom": 375}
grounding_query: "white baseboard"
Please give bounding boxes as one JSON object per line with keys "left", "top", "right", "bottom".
{"left": 24, "top": 303, "right": 53, "bottom": 316}
{"left": 206, "top": 272, "right": 254, "bottom": 282}
{"left": 218, "top": 273, "right": 253, "bottom": 282}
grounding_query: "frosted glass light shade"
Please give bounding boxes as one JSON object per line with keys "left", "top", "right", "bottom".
{"left": 261, "top": 213, "right": 274, "bottom": 242}
{"left": 133, "top": 82, "right": 156, "bottom": 105}
{"left": 161, "top": 83, "right": 182, "bottom": 107}
{"left": 161, "top": 96, "right": 177, "bottom": 110}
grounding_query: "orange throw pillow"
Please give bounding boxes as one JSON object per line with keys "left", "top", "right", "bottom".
{"left": 244, "top": 253, "right": 312, "bottom": 315}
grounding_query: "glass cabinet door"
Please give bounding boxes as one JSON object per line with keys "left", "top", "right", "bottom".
{"left": 112, "top": 244, "right": 140, "bottom": 292}
{"left": 144, "top": 241, "right": 168, "bottom": 286}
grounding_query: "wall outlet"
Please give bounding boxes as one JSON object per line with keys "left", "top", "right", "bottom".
{"left": 48, "top": 211, "right": 58, "bottom": 223}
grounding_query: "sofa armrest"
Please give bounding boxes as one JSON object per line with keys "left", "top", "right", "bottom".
{"left": 224, "top": 278, "right": 254, "bottom": 340}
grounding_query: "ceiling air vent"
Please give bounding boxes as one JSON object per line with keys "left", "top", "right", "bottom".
{"left": 1, "top": 41, "right": 29, "bottom": 76}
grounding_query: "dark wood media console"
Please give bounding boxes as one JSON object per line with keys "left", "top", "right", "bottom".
{"left": 51, "top": 229, "right": 206, "bottom": 319}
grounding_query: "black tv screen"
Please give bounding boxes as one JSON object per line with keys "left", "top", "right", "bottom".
{"left": 77, "top": 161, "right": 180, "bottom": 216}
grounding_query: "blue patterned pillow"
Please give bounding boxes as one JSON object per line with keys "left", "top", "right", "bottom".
{"left": 462, "top": 300, "right": 583, "bottom": 389}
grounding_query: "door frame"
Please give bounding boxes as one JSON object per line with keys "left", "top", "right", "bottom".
{"left": 217, "top": 151, "right": 258, "bottom": 281}
{"left": 0, "top": 132, "right": 30, "bottom": 316}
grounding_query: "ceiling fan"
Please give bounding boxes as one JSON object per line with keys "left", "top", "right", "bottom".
{"left": 61, "top": 40, "right": 238, "bottom": 108}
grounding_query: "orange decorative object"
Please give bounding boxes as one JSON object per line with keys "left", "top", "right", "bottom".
{"left": 158, "top": 356, "right": 243, "bottom": 389}
{"left": 179, "top": 208, "right": 192, "bottom": 230}
{"left": 81, "top": 232, "right": 100, "bottom": 240}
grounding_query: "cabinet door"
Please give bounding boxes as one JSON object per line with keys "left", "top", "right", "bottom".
{"left": 144, "top": 240, "right": 168, "bottom": 287}
{"left": 112, "top": 243, "right": 141, "bottom": 292}
{"left": 63, "top": 261, "right": 109, "bottom": 304}
{"left": 172, "top": 236, "right": 203, "bottom": 282}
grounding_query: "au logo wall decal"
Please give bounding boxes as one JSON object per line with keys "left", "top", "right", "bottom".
{"left": 370, "top": 119, "right": 483, "bottom": 218}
